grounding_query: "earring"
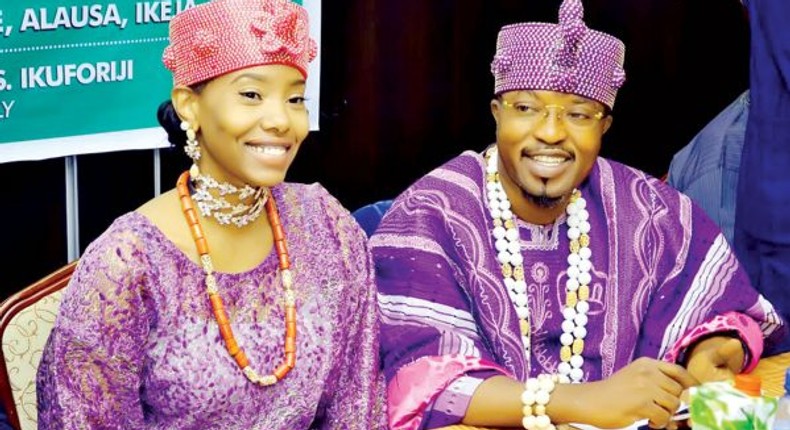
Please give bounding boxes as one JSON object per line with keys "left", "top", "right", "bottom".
{"left": 181, "top": 120, "right": 201, "bottom": 162}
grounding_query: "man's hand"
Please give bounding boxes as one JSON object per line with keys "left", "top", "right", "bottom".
{"left": 685, "top": 336, "right": 745, "bottom": 384}
{"left": 572, "top": 357, "right": 698, "bottom": 429}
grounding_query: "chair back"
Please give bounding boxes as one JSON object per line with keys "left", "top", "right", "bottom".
{"left": 0, "top": 262, "right": 76, "bottom": 430}
{"left": 352, "top": 200, "right": 394, "bottom": 237}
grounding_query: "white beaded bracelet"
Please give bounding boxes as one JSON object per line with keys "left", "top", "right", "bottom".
{"left": 521, "top": 374, "right": 559, "bottom": 430}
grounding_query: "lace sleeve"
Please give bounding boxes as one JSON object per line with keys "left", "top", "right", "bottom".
{"left": 309, "top": 187, "right": 388, "bottom": 429}
{"left": 37, "top": 227, "right": 152, "bottom": 429}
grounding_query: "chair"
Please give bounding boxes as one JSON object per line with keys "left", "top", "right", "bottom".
{"left": 352, "top": 199, "right": 394, "bottom": 237}
{"left": 0, "top": 261, "right": 77, "bottom": 430}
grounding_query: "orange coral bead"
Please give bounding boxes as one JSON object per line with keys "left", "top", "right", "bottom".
{"left": 184, "top": 208, "right": 199, "bottom": 226}
{"left": 273, "top": 225, "right": 285, "bottom": 240}
{"left": 213, "top": 308, "right": 229, "bottom": 326}
{"left": 176, "top": 174, "right": 190, "bottom": 193}
{"left": 196, "top": 238, "right": 210, "bottom": 255}
{"left": 180, "top": 195, "right": 195, "bottom": 211}
{"left": 286, "top": 321, "right": 297, "bottom": 338}
{"left": 286, "top": 306, "right": 297, "bottom": 323}
{"left": 269, "top": 211, "right": 281, "bottom": 225}
{"left": 273, "top": 363, "right": 290, "bottom": 380}
{"left": 278, "top": 254, "right": 290, "bottom": 270}
{"left": 234, "top": 350, "right": 249, "bottom": 368}
{"left": 189, "top": 223, "right": 204, "bottom": 241}
{"left": 286, "top": 352, "right": 296, "bottom": 368}
{"left": 218, "top": 323, "right": 234, "bottom": 342}
{"left": 209, "top": 292, "right": 224, "bottom": 308}
{"left": 275, "top": 240, "right": 288, "bottom": 256}
{"left": 285, "top": 336, "right": 296, "bottom": 353}
{"left": 225, "top": 337, "right": 240, "bottom": 356}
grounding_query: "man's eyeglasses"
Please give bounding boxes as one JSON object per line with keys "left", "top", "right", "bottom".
{"left": 500, "top": 100, "right": 606, "bottom": 129}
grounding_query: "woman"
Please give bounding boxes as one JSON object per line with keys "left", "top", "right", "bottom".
{"left": 36, "top": 0, "right": 385, "bottom": 428}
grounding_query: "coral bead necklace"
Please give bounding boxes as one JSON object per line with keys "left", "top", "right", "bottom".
{"left": 177, "top": 171, "right": 296, "bottom": 386}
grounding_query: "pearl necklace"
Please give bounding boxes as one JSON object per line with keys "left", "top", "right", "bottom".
{"left": 190, "top": 165, "right": 268, "bottom": 228}
{"left": 484, "top": 147, "right": 591, "bottom": 383}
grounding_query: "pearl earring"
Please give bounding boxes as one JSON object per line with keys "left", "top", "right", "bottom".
{"left": 181, "top": 120, "right": 200, "bottom": 162}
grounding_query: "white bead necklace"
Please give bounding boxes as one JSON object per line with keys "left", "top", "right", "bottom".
{"left": 484, "top": 147, "right": 592, "bottom": 383}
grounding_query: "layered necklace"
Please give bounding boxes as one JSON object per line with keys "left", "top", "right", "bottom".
{"left": 484, "top": 147, "right": 591, "bottom": 383}
{"left": 177, "top": 171, "right": 296, "bottom": 386}
{"left": 190, "top": 165, "right": 268, "bottom": 228}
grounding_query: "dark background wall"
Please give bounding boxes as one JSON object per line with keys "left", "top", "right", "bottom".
{"left": 0, "top": 0, "right": 749, "bottom": 300}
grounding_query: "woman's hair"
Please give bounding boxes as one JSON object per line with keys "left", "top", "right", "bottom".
{"left": 157, "top": 100, "right": 185, "bottom": 146}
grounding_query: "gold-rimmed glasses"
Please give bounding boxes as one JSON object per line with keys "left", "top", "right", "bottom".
{"left": 500, "top": 100, "right": 606, "bottom": 129}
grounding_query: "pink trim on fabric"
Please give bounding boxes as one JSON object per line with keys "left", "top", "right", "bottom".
{"left": 664, "top": 311, "right": 764, "bottom": 373}
{"left": 387, "top": 355, "right": 510, "bottom": 430}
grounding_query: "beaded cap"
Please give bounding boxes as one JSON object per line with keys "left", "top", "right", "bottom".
{"left": 163, "top": 0, "right": 318, "bottom": 86}
{"left": 491, "top": 0, "right": 626, "bottom": 108}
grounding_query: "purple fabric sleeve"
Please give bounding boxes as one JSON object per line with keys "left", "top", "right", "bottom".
{"left": 317, "top": 195, "right": 388, "bottom": 428}
{"left": 421, "top": 370, "right": 501, "bottom": 429}
{"left": 37, "top": 226, "right": 151, "bottom": 429}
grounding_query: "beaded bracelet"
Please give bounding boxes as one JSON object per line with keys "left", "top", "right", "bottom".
{"left": 521, "top": 374, "right": 559, "bottom": 430}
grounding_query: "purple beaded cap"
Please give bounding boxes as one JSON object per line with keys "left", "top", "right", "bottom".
{"left": 491, "top": 0, "right": 626, "bottom": 109}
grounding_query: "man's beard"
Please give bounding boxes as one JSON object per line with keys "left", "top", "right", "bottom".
{"left": 521, "top": 186, "right": 565, "bottom": 209}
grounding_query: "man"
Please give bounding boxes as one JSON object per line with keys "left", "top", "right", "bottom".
{"left": 371, "top": 0, "right": 785, "bottom": 429}
{"left": 668, "top": 90, "right": 750, "bottom": 244}
{"left": 734, "top": 0, "right": 790, "bottom": 355}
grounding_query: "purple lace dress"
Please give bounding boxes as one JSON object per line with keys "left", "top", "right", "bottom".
{"left": 37, "top": 183, "right": 386, "bottom": 429}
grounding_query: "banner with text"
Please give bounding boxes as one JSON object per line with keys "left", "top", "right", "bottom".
{"left": 0, "top": 0, "right": 321, "bottom": 163}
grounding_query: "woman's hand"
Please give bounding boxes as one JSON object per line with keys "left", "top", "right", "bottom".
{"left": 685, "top": 336, "right": 745, "bottom": 384}
{"left": 553, "top": 357, "right": 697, "bottom": 429}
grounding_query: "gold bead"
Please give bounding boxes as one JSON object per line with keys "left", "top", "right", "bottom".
{"left": 200, "top": 255, "right": 214, "bottom": 274}
{"left": 569, "top": 240, "right": 580, "bottom": 254}
{"left": 534, "top": 405, "right": 546, "bottom": 416}
{"left": 560, "top": 346, "right": 571, "bottom": 362}
{"left": 260, "top": 375, "right": 278, "bottom": 386}
{"left": 579, "top": 234, "right": 590, "bottom": 247}
{"left": 284, "top": 290, "right": 296, "bottom": 307}
{"left": 579, "top": 285, "right": 590, "bottom": 301}
{"left": 514, "top": 266, "right": 525, "bottom": 281}
{"left": 243, "top": 367, "right": 258, "bottom": 381}
{"left": 487, "top": 173, "right": 497, "bottom": 183}
{"left": 281, "top": 269, "right": 293, "bottom": 289}
{"left": 566, "top": 292, "right": 578, "bottom": 308}
{"left": 505, "top": 219, "right": 516, "bottom": 229}
{"left": 501, "top": 263, "right": 513, "bottom": 278}
{"left": 519, "top": 319, "right": 530, "bottom": 335}
{"left": 494, "top": 219, "right": 503, "bottom": 227}
{"left": 205, "top": 274, "right": 218, "bottom": 294}
{"left": 573, "top": 339, "right": 584, "bottom": 355}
